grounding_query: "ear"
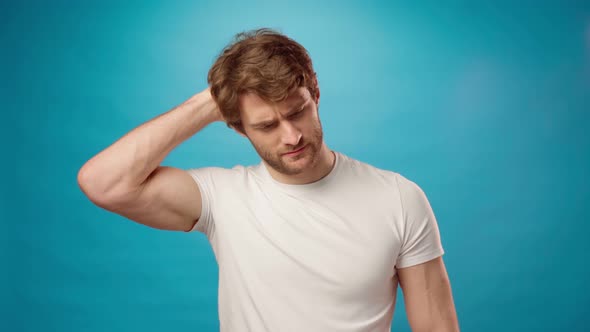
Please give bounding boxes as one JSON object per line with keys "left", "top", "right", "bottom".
{"left": 312, "top": 74, "right": 320, "bottom": 105}
{"left": 316, "top": 86, "right": 320, "bottom": 105}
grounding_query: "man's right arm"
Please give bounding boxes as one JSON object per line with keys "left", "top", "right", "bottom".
{"left": 77, "top": 88, "right": 223, "bottom": 232}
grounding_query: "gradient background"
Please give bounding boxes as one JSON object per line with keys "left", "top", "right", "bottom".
{"left": 3, "top": 1, "right": 590, "bottom": 331}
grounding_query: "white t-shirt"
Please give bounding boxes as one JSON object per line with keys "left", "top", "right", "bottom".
{"left": 187, "top": 151, "right": 444, "bottom": 332}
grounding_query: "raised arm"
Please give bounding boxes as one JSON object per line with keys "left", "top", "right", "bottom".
{"left": 77, "top": 88, "right": 223, "bottom": 231}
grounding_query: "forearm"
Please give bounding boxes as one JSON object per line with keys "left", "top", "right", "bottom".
{"left": 78, "top": 89, "right": 220, "bottom": 201}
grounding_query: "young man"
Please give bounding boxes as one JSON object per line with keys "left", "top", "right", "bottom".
{"left": 78, "top": 28, "right": 460, "bottom": 332}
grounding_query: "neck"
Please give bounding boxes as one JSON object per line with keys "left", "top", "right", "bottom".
{"left": 265, "top": 143, "right": 335, "bottom": 185}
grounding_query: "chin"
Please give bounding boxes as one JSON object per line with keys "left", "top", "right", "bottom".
{"left": 285, "top": 149, "right": 319, "bottom": 171}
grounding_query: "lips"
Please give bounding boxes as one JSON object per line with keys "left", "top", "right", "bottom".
{"left": 283, "top": 145, "right": 306, "bottom": 156}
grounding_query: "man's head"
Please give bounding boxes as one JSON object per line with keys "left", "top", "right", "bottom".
{"left": 208, "top": 28, "right": 327, "bottom": 178}
{"left": 208, "top": 28, "right": 319, "bottom": 133}
{"left": 238, "top": 86, "right": 323, "bottom": 176}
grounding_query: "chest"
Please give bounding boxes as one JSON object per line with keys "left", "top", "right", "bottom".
{"left": 212, "top": 188, "right": 402, "bottom": 300}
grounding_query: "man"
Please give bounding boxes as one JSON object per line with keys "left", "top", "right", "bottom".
{"left": 78, "top": 28, "right": 460, "bottom": 332}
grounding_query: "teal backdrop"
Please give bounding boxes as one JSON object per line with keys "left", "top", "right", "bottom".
{"left": 3, "top": 1, "right": 589, "bottom": 331}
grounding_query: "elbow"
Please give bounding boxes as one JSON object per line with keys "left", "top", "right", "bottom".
{"left": 77, "top": 164, "right": 130, "bottom": 209}
{"left": 77, "top": 165, "right": 109, "bottom": 207}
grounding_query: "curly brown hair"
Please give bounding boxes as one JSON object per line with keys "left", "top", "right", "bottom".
{"left": 207, "top": 28, "right": 319, "bottom": 133}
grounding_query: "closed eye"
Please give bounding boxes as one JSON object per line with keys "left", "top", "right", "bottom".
{"left": 288, "top": 108, "right": 305, "bottom": 119}
{"left": 257, "top": 123, "right": 276, "bottom": 131}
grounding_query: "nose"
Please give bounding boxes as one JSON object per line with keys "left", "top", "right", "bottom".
{"left": 279, "top": 121, "right": 302, "bottom": 147}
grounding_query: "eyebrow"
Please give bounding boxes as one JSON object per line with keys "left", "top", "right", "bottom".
{"left": 250, "top": 100, "right": 308, "bottom": 128}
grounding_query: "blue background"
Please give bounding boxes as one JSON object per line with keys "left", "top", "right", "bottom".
{"left": 3, "top": 1, "right": 590, "bottom": 331}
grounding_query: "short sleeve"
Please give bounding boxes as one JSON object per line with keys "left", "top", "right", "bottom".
{"left": 185, "top": 167, "right": 216, "bottom": 239}
{"left": 395, "top": 174, "right": 445, "bottom": 269}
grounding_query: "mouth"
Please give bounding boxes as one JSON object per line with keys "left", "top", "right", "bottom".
{"left": 282, "top": 145, "right": 307, "bottom": 156}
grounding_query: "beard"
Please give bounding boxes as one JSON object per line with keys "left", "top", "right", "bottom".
{"left": 250, "top": 120, "right": 324, "bottom": 176}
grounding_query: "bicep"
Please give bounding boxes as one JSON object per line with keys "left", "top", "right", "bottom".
{"left": 397, "top": 257, "right": 460, "bottom": 332}
{"left": 107, "top": 166, "right": 203, "bottom": 231}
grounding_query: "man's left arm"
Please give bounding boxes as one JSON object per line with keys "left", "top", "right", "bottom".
{"left": 397, "top": 256, "right": 460, "bottom": 332}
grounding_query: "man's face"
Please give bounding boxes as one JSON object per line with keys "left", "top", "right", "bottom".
{"left": 238, "top": 87, "right": 323, "bottom": 176}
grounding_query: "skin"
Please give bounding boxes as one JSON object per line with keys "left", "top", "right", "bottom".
{"left": 398, "top": 257, "right": 461, "bottom": 332}
{"left": 235, "top": 86, "right": 335, "bottom": 185}
{"left": 77, "top": 89, "right": 221, "bottom": 232}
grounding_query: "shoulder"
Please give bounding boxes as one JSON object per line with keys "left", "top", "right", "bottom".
{"left": 186, "top": 164, "right": 247, "bottom": 177}
{"left": 335, "top": 152, "right": 427, "bottom": 200}
{"left": 392, "top": 173, "right": 434, "bottom": 221}
{"left": 336, "top": 151, "right": 401, "bottom": 186}
{"left": 185, "top": 163, "right": 263, "bottom": 189}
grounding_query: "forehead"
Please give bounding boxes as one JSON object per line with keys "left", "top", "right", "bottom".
{"left": 239, "top": 87, "right": 310, "bottom": 122}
